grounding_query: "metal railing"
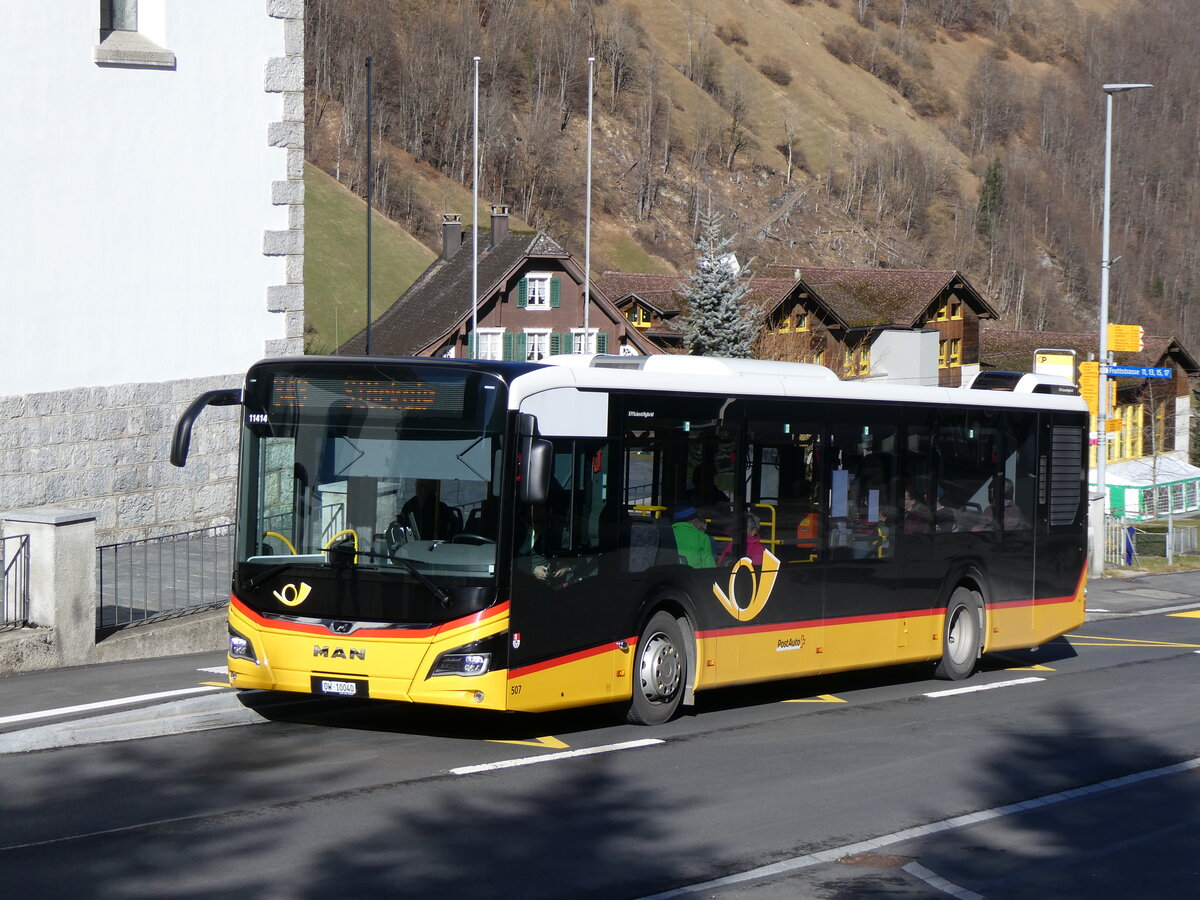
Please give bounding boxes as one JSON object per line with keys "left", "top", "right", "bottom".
{"left": 1, "top": 534, "right": 30, "bottom": 631}
{"left": 96, "top": 524, "right": 233, "bottom": 637}
{"left": 1105, "top": 517, "right": 1198, "bottom": 566}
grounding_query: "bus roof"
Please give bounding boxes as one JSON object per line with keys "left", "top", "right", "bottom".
{"left": 513, "top": 354, "right": 1089, "bottom": 413}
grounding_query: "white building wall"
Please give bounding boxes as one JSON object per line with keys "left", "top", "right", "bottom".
{"left": 0, "top": 2, "right": 304, "bottom": 540}
{"left": 2, "top": 1, "right": 298, "bottom": 394}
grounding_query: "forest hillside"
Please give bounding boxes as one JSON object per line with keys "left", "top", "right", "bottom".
{"left": 304, "top": 0, "right": 1199, "bottom": 354}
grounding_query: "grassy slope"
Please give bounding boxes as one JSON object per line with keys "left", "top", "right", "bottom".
{"left": 303, "top": 162, "right": 436, "bottom": 354}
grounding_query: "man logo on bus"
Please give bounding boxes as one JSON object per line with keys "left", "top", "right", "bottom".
{"left": 273, "top": 582, "right": 312, "bottom": 607}
{"left": 713, "top": 550, "right": 780, "bottom": 622}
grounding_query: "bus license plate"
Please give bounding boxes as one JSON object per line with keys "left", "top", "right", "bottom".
{"left": 312, "top": 676, "right": 368, "bottom": 698}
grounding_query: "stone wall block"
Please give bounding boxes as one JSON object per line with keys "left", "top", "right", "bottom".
{"left": 272, "top": 180, "right": 304, "bottom": 206}
{"left": 263, "top": 229, "right": 303, "bottom": 256}
{"left": 267, "top": 284, "right": 304, "bottom": 312}
{"left": 267, "top": 0, "right": 303, "bottom": 20}
{"left": 267, "top": 121, "right": 305, "bottom": 149}
{"left": 264, "top": 57, "right": 303, "bottom": 93}
{"left": 116, "top": 493, "right": 157, "bottom": 528}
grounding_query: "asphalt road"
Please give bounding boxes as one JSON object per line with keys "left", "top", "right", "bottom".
{"left": 1, "top": 571, "right": 1198, "bottom": 899}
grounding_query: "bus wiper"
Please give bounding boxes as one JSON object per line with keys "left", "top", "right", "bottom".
{"left": 354, "top": 550, "right": 453, "bottom": 609}
{"left": 244, "top": 563, "right": 296, "bottom": 592}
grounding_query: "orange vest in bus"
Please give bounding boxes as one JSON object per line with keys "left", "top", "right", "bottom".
{"left": 796, "top": 514, "right": 818, "bottom": 549}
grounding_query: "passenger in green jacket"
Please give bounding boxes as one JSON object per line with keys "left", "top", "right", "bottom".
{"left": 671, "top": 505, "right": 716, "bottom": 568}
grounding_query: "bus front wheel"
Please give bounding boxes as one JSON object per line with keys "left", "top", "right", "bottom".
{"left": 934, "top": 587, "right": 982, "bottom": 681}
{"left": 627, "top": 611, "right": 687, "bottom": 725}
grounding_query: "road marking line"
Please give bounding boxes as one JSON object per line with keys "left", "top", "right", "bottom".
{"left": 902, "top": 861, "right": 984, "bottom": 900}
{"left": 784, "top": 694, "right": 846, "bottom": 703}
{"left": 488, "top": 735, "right": 570, "bottom": 749}
{"left": 0, "top": 686, "right": 225, "bottom": 726}
{"left": 637, "top": 755, "right": 1200, "bottom": 899}
{"left": 924, "top": 677, "right": 1044, "bottom": 698}
{"left": 450, "top": 738, "right": 663, "bottom": 775}
{"left": 197, "top": 666, "right": 228, "bottom": 674}
{"left": 1071, "top": 633, "right": 1200, "bottom": 646}
{"left": 1169, "top": 610, "right": 1200, "bottom": 619}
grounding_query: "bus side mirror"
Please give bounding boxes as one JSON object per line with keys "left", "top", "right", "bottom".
{"left": 519, "top": 438, "right": 553, "bottom": 505}
{"left": 171, "top": 388, "right": 242, "bottom": 467}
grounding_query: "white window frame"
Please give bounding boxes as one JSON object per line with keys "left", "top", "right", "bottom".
{"left": 95, "top": 0, "right": 175, "bottom": 68}
{"left": 525, "top": 329, "right": 551, "bottom": 361}
{"left": 571, "top": 329, "right": 599, "bottom": 355}
{"left": 525, "top": 273, "right": 553, "bottom": 309}
{"left": 476, "top": 328, "right": 504, "bottom": 361}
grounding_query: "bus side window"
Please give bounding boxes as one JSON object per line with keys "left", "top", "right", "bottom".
{"left": 999, "top": 416, "right": 1036, "bottom": 531}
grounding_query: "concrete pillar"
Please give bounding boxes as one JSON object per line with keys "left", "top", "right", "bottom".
{"left": 0, "top": 507, "right": 97, "bottom": 666}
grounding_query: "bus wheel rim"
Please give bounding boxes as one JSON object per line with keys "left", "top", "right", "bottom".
{"left": 946, "top": 606, "right": 974, "bottom": 666}
{"left": 639, "top": 631, "right": 681, "bottom": 703}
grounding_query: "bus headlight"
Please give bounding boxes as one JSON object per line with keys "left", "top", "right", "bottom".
{"left": 432, "top": 652, "right": 491, "bottom": 677}
{"left": 229, "top": 625, "right": 259, "bottom": 664}
{"left": 428, "top": 633, "right": 506, "bottom": 678}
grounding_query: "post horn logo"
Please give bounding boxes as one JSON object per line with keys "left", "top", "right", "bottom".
{"left": 272, "top": 582, "right": 313, "bottom": 607}
{"left": 713, "top": 550, "right": 780, "bottom": 622}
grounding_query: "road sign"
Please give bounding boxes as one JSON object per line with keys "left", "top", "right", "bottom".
{"left": 1034, "top": 348, "right": 1075, "bottom": 380}
{"left": 1107, "top": 324, "right": 1144, "bottom": 352}
{"left": 1107, "top": 365, "right": 1172, "bottom": 378}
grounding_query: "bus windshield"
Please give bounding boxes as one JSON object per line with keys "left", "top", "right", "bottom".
{"left": 236, "top": 364, "right": 507, "bottom": 587}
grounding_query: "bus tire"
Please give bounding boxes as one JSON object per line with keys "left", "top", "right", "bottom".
{"left": 627, "top": 611, "right": 687, "bottom": 725}
{"left": 934, "top": 587, "right": 982, "bottom": 681}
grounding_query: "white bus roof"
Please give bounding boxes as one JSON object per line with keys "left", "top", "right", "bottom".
{"left": 512, "top": 354, "right": 1088, "bottom": 413}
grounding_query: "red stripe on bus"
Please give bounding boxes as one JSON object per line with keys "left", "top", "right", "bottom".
{"left": 230, "top": 595, "right": 510, "bottom": 639}
{"left": 508, "top": 637, "right": 638, "bottom": 679}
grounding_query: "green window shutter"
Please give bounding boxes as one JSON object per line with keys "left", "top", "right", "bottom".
{"left": 549, "top": 333, "right": 563, "bottom": 355}
{"left": 515, "top": 333, "right": 527, "bottom": 360}
{"left": 502, "top": 332, "right": 514, "bottom": 361}
{"left": 517, "top": 279, "right": 528, "bottom": 308}
{"left": 596, "top": 332, "right": 608, "bottom": 354}
{"left": 466, "top": 333, "right": 476, "bottom": 358}
{"left": 550, "top": 278, "right": 561, "bottom": 308}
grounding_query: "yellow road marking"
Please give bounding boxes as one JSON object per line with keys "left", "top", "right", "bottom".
{"left": 1168, "top": 610, "right": 1200, "bottom": 619}
{"left": 198, "top": 681, "right": 233, "bottom": 688}
{"left": 785, "top": 694, "right": 846, "bottom": 704}
{"left": 1005, "top": 663, "right": 1056, "bottom": 672}
{"left": 489, "top": 736, "right": 570, "bottom": 749}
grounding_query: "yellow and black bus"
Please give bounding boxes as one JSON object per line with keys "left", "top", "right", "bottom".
{"left": 172, "top": 354, "right": 1088, "bottom": 724}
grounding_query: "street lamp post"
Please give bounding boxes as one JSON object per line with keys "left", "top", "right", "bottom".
{"left": 1092, "top": 82, "right": 1152, "bottom": 577}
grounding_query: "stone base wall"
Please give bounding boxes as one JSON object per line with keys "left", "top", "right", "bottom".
{"left": 0, "top": 375, "right": 241, "bottom": 543}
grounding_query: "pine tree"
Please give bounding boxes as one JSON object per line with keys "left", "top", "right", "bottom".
{"left": 976, "top": 157, "right": 1004, "bottom": 240}
{"left": 676, "top": 211, "right": 760, "bottom": 357}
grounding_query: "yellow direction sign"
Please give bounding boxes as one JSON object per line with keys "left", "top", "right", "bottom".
{"left": 1108, "top": 324, "right": 1145, "bottom": 353}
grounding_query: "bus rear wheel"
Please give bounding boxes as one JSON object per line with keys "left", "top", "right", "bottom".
{"left": 627, "top": 611, "right": 686, "bottom": 725}
{"left": 934, "top": 587, "right": 982, "bottom": 681}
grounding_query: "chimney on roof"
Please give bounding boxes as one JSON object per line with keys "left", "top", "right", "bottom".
{"left": 441, "top": 214, "right": 463, "bottom": 261}
{"left": 490, "top": 204, "right": 509, "bottom": 249}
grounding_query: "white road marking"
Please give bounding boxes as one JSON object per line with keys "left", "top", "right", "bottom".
{"left": 0, "top": 686, "right": 224, "bottom": 726}
{"left": 450, "top": 738, "right": 663, "bottom": 775}
{"left": 924, "top": 677, "right": 1044, "bottom": 698}
{"left": 637, "top": 755, "right": 1200, "bottom": 899}
{"left": 902, "top": 861, "right": 984, "bottom": 900}
{"left": 197, "top": 666, "right": 228, "bottom": 675}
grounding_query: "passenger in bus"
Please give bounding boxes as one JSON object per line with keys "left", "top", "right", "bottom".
{"left": 671, "top": 505, "right": 716, "bottom": 568}
{"left": 902, "top": 488, "right": 933, "bottom": 534}
{"left": 984, "top": 478, "right": 1026, "bottom": 530}
{"left": 718, "top": 512, "right": 765, "bottom": 565}
{"left": 400, "top": 479, "right": 461, "bottom": 541}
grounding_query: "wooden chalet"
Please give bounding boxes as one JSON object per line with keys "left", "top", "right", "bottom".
{"left": 340, "top": 206, "right": 657, "bottom": 360}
